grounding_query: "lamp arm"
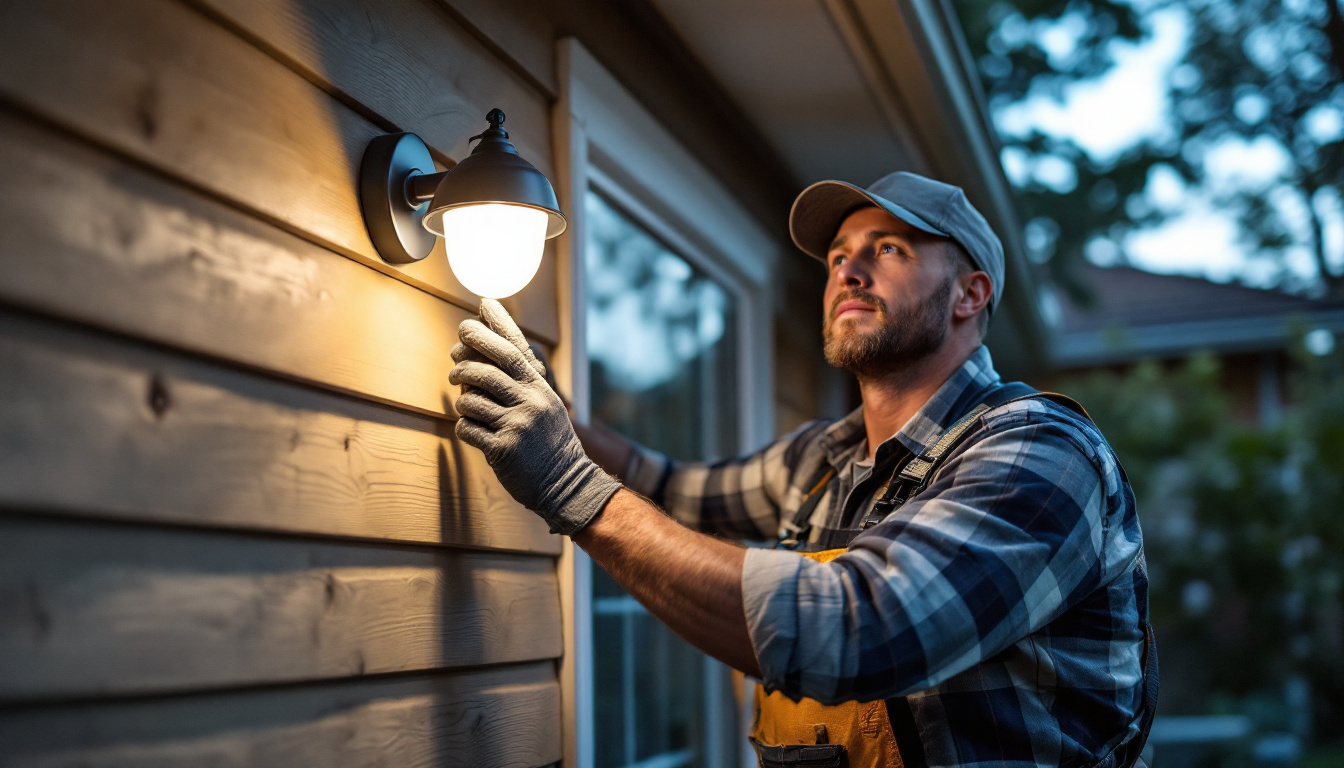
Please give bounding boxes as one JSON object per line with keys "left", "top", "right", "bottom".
{"left": 405, "top": 170, "right": 449, "bottom": 205}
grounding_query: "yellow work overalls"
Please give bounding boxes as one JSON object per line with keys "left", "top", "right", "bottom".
{"left": 748, "top": 545, "right": 905, "bottom": 768}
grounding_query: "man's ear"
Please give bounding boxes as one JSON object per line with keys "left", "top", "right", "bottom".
{"left": 953, "top": 271, "right": 993, "bottom": 321}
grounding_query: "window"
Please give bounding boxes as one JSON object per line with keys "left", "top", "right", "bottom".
{"left": 585, "top": 188, "right": 740, "bottom": 768}
{"left": 556, "top": 39, "right": 778, "bottom": 768}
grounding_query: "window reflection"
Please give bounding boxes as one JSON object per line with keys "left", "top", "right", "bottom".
{"left": 586, "top": 190, "right": 737, "bottom": 461}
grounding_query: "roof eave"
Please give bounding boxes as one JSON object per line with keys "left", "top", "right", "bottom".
{"left": 1052, "top": 309, "right": 1344, "bottom": 367}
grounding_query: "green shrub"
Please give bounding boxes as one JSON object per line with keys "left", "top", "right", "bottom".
{"left": 1056, "top": 336, "right": 1344, "bottom": 745}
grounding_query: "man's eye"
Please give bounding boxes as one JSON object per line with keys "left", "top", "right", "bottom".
{"left": 830, "top": 254, "right": 847, "bottom": 268}
{"left": 880, "top": 243, "right": 897, "bottom": 255}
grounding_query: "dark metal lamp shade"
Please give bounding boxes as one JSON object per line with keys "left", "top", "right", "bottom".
{"left": 422, "top": 110, "right": 566, "bottom": 240}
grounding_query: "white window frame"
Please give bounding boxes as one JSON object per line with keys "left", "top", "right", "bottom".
{"left": 551, "top": 37, "right": 777, "bottom": 768}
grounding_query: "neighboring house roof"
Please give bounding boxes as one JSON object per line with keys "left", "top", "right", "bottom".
{"left": 1052, "top": 263, "right": 1344, "bottom": 367}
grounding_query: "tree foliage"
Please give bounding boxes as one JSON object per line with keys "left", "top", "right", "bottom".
{"left": 1058, "top": 342, "right": 1344, "bottom": 740}
{"left": 951, "top": 0, "right": 1344, "bottom": 300}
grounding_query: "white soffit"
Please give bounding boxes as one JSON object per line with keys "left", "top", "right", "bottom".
{"left": 564, "top": 40, "right": 778, "bottom": 288}
{"left": 649, "top": 0, "right": 926, "bottom": 186}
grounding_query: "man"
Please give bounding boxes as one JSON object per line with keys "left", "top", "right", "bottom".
{"left": 450, "top": 172, "right": 1155, "bottom": 767}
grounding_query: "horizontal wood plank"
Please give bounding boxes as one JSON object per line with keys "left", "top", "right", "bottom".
{"left": 0, "top": 517, "right": 562, "bottom": 702}
{"left": 188, "top": 0, "right": 553, "bottom": 173}
{"left": 0, "top": 0, "right": 559, "bottom": 342}
{"left": 0, "top": 310, "right": 558, "bottom": 555}
{"left": 0, "top": 108, "right": 479, "bottom": 418}
{"left": 0, "top": 663, "right": 560, "bottom": 768}
{"left": 432, "top": 0, "right": 558, "bottom": 94}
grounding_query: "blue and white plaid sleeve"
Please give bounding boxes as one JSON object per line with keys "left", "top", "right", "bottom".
{"left": 743, "top": 405, "right": 1142, "bottom": 704}
{"left": 623, "top": 419, "right": 832, "bottom": 540}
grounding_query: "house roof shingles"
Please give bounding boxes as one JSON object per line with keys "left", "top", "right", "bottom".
{"left": 1051, "top": 264, "right": 1344, "bottom": 367}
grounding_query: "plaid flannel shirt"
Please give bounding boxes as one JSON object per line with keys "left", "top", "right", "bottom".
{"left": 624, "top": 346, "right": 1150, "bottom": 768}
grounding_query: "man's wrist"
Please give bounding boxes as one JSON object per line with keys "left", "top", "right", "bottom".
{"left": 541, "top": 459, "right": 624, "bottom": 536}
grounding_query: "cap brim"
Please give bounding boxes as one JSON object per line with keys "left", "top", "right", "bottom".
{"left": 789, "top": 180, "right": 946, "bottom": 261}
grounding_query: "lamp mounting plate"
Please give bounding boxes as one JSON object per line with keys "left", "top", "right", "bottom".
{"left": 359, "top": 132, "right": 437, "bottom": 264}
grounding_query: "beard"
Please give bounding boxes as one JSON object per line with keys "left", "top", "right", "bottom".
{"left": 822, "top": 277, "right": 952, "bottom": 378}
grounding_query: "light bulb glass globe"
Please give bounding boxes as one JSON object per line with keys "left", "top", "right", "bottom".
{"left": 440, "top": 203, "right": 549, "bottom": 299}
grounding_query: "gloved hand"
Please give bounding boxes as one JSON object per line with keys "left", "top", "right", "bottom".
{"left": 450, "top": 299, "right": 622, "bottom": 535}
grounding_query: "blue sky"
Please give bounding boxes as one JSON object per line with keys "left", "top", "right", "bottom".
{"left": 989, "top": 1, "right": 1344, "bottom": 290}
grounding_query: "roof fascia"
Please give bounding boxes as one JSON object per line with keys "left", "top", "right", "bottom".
{"left": 1053, "top": 309, "right": 1344, "bottom": 367}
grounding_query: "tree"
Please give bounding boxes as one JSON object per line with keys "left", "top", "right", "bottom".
{"left": 951, "top": 0, "right": 1344, "bottom": 300}
{"left": 1058, "top": 339, "right": 1344, "bottom": 741}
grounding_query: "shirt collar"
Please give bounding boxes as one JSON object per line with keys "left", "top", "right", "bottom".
{"left": 817, "top": 345, "right": 1002, "bottom": 466}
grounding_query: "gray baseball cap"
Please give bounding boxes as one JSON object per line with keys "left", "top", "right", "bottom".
{"left": 789, "top": 171, "right": 1005, "bottom": 313}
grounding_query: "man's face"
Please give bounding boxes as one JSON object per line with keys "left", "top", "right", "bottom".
{"left": 821, "top": 206, "right": 956, "bottom": 376}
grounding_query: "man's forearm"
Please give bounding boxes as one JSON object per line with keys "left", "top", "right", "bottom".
{"left": 573, "top": 488, "right": 763, "bottom": 678}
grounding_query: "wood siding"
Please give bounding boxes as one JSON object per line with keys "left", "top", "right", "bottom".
{"left": 0, "top": 0, "right": 564, "bottom": 765}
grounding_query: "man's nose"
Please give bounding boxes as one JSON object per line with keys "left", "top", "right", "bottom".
{"left": 833, "top": 255, "right": 869, "bottom": 287}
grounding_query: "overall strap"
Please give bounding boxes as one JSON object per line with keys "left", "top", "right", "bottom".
{"left": 777, "top": 464, "right": 837, "bottom": 548}
{"left": 859, "top": 382, "right": 1048, "bottom": 529}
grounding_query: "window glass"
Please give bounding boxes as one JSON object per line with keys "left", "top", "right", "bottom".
{"left": 585, "top": 188, "right": 739, "bottom": 768}
{"left": 585, "top": 191, "right": 737, "bottom": 462}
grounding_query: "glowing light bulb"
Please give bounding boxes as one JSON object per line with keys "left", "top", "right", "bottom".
{"left": 439, "top": 203, "right": 549, "bottom": 299}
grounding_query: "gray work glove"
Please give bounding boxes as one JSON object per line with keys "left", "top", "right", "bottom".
{"left": 450, "top": 299, "right": 622, "bottom": 535}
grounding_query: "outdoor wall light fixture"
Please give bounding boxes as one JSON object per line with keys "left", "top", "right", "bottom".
{"left": 359, "top": 108, "right": 567, "bottom": 298}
